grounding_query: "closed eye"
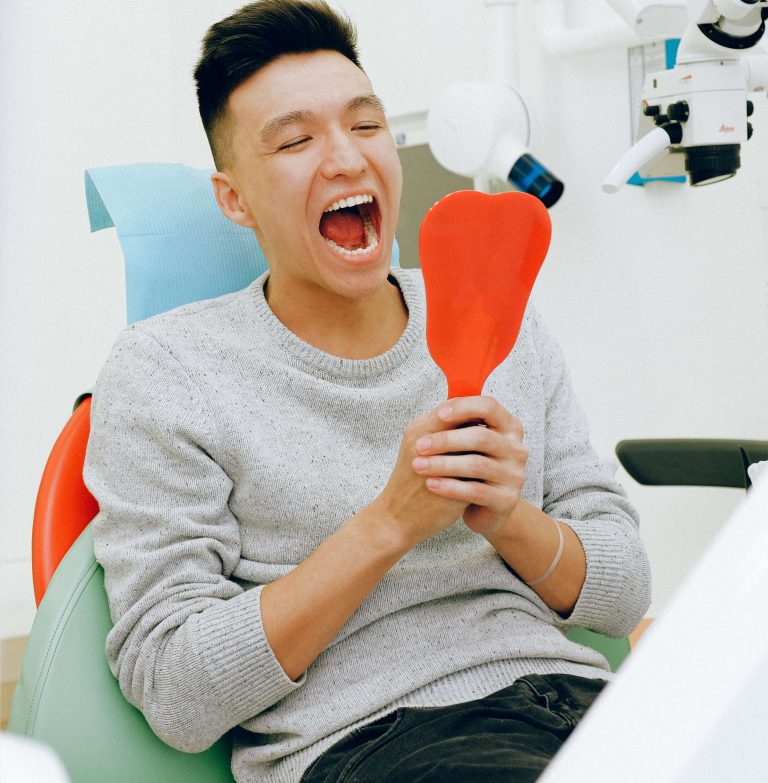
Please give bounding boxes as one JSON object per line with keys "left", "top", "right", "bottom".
{"left": 354, "top": 123, "right": 382, "bottom": 133}
{"left": 278, "top": 137, "right": 311, "bottom": 151}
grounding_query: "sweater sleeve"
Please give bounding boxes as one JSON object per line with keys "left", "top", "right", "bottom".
{"left": 84, "top": 327, "right": 304, "bottom": 753}
{"left": 530, "top": 308, "right": 652, "bottom": 638}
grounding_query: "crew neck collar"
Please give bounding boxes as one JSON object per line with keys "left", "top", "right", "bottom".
{"left": 249, "top": 267, "right": 426, "bottom": 381}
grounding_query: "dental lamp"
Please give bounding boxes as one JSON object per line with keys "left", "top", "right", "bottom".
{"left": 427, "top": 81, "right": 564, "bottom": 208}
{"left": 604, "top": 0, "right": 768, "bottom": 191}
{"left": 606, "top": 0, "right": 689, "bottom": 40}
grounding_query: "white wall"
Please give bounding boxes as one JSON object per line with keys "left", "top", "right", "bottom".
{"left": 1, "top": 0, "right": 766, "bottom": 641}
{"left": 0, "top": 0, "right": 245, "bottom": 637}
{"left": 513, "top": 1, "right": 768, "bottom": 613}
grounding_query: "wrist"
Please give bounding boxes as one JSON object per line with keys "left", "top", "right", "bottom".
{"left": 481, "top": 500, "right": 530, "bottom": 549}
{"left": 523, "top": 518, "right": 565, "bottom": 587}
{"left": 352, "top": 500, "right": 414, "bottom": 562}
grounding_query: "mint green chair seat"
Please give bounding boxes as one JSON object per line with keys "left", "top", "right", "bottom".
{"left": 9, "top": 519, "right": 628, "bottom": 783}
{"left": 8, "top": 524, "right": 236, "bottom": 783}
{"left": 566, "top": 627, "right": 629, "bottom": 674}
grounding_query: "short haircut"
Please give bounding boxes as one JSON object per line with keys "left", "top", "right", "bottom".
{"left": 194, "top": 0, "right": 362, "bottom": 169}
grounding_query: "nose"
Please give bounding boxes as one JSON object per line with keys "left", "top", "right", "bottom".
{"left": 319, "top": 128, "right": 367, "bottom": 179}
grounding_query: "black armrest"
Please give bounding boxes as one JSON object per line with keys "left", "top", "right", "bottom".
{"left": 615, "top": 439, "right": 768, "bottom": 489}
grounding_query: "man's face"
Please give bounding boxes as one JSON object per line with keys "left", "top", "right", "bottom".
{"left": 215, "top": 50, "right": 403, "bottom": 302}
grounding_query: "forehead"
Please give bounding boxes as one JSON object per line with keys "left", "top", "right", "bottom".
{"left": 228, "top": 50, "right": 375, "bottom": 127}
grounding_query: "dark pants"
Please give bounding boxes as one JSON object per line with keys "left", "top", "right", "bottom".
{"left": 301, "top": 674, "right": 607, "bottom": 783}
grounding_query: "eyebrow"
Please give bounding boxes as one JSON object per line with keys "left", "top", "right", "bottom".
{"left": 259, "top": 93, "right": 387, "bottom": 144}
{"left": 347, "top": 93, "right": 386, "bottom": 114}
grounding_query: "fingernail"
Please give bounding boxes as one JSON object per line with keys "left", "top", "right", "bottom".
{"left": 438, "top": 405, "right": 453, "bottom": 420}
{"left": 413, "top": 457, "right": 429, "bottom": 470}
{"left": 415, "top": 436, "right": 432, "bottom": 452}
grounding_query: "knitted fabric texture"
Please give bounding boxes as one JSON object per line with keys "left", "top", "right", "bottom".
{"left": 84, "top": 267, "right": 651, "bottom": 783}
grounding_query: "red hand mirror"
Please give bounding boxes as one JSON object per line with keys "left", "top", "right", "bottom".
{"left": 419, "top": 190, "right": 551, "bottom": 399}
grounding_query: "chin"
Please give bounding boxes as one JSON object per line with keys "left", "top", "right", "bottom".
{"left": 323, "top": 255, "right": 393, "bottom": 299}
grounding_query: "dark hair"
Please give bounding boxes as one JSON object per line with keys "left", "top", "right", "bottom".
{"left": 194, "top": 0, "right": 361, "bottom": 168}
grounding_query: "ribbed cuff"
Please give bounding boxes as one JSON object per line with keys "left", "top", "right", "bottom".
{"left": 197, "top": 585, "right": 305, "bottom": 725}
{"left": 559, "top": 517, "right": 631, "bottom": 636}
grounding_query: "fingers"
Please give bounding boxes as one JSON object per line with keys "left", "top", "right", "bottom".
{"left": 408, "top": 397, "right": 527, "bottom": 469}
{"left": 407, "top": 396, "right": 520, "bottom": 442}
{"left": 434, "top": 396, "right": 524, "bottom": 440}
{"left": 412, "top": 449, "right": 526, "bottom": 506}
{"left": 414, "top": 399, "right": 526, "bottom": 462}
{"left": 388, "top": 397, "right": 525, "bottom": 539}
{"left": 414, "top": 425, "right": 520, "bottom": 464}
{"left": 410, "top": 396, "right": 527, "bottom": 517}
{"left": 423, "top": 475, "right": 521, "bottom": 518}
{"left": 413, "top": 450, "right": 516, "bottom": 485}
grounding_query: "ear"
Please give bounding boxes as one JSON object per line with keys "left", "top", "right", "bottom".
{"left": 211, "top": 171, "right": 256, "bottom": 229}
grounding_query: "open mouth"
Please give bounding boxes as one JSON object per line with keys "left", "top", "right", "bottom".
{"left": 319, "top": 194, "right": 382, "bottom": 258}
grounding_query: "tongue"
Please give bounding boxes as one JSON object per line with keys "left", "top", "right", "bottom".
{"left": 320, "top": 209, "right": 366, "bottom": 249}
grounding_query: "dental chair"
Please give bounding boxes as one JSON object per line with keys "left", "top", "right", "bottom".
{"left": 8, "top": 164, "right": 627, "bottom": 783}
{"left": 10, "top": 163, "right": 272, "bottom": 783}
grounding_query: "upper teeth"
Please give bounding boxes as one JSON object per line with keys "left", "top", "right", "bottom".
{"left": 324, "top": 194, "right": 374, "bottom": 212}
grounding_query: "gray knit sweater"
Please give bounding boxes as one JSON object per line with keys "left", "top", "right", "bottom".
{"left": 84, "top": 267, "right": 650, "bottom": 783}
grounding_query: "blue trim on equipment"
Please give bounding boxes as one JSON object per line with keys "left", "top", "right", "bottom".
{"left": 665, "top": 38, "right": 681, "bottom": 69}
{"left": 628, "top": 172, "right": 687, "bottom": 187}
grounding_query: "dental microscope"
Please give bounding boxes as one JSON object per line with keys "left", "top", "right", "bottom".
{"left": 604, "top": 0, "right": 768, "bottom": 191}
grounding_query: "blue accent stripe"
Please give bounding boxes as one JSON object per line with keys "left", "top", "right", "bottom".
{"left": 510, "top": 154, "right": 544, "bottom": 191}
{"left": 665, "top": 39, "right": 680, "bottom": 69}
{"left": 628, "top": 172, "right": 686, "bottom": 187}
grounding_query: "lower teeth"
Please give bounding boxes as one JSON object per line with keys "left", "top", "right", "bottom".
{"left": 325, "top": 217, "right": 379, "bottom": 257}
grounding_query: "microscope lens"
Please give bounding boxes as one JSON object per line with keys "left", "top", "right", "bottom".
{"left": 685, "top": 144, "right": 740, "bottom": 186}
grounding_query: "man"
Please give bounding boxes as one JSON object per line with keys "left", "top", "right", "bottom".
{"left": 84, "top": 2, "right": 651, "bottom": 781}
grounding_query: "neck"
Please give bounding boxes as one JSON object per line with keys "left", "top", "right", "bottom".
{"left": 264, "top": 274, "right": 409, "bottom": 359}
